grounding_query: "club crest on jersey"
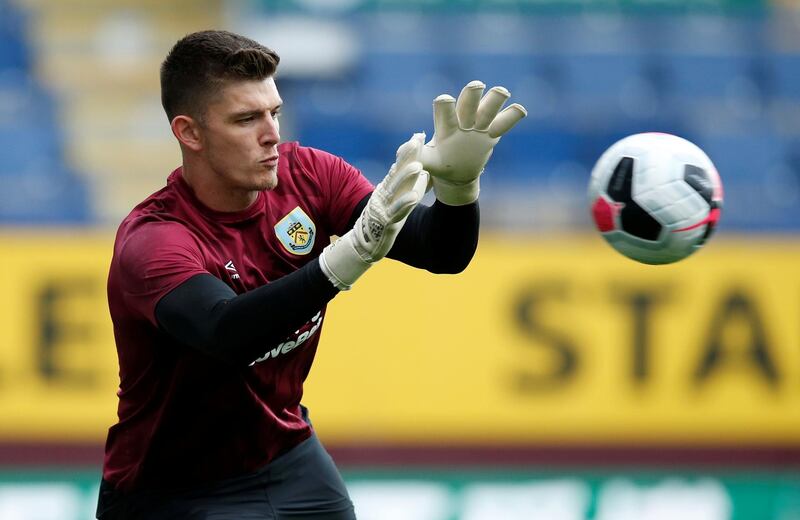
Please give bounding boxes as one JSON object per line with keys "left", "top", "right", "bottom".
{"left": 274, "top": 206, "right": 316, "bottom": 255}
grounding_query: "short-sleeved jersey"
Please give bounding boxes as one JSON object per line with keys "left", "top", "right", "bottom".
{"left": 103, "top": 142, "right": 373, "bottom": 493}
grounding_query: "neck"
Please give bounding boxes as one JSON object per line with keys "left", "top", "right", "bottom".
{"left": 181, "top": 157, "right": 259, "bottom": 213}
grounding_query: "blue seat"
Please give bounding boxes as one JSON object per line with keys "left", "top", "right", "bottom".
{"left": 490, "top": 126, "right": 580, "bottom": 174}
{"left": 0, "top": 71, "right": 64, "bottom": 173}
{"left": 768, "top": 53, "right": 800, "bottom": 100}
{"left": 293, "top": 112, "right": 388, "bottom": 168}
{"left": 0, "top": 168, "right": 91, "bottom": 224}
{"left": 0, "top": 0, "right": 32, "bottom": 71}
{"left": 697, "top": 133, "right": 782, "bottom": 182}
{"left": 359, "top": 52, "right": 445, "bottom": 94}
{"left": 0, "top": 123, "right": 63, "bottom": 174}
{"left": 560, "top": 54, "right": 646, "bottom": 103}
{"left": 662, "top": 54, "right": 751, "bottom": 101}
{"left": 694, "top": 133, "right": 796, "bottom": 230}
{"left": 0, "top": 9, "right": 91, "bottom": 224}
{"left": 460, "top": 54, "right": 535, "bottom": 93}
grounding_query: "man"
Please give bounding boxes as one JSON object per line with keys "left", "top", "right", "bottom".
{"left": 97, "top": 30, "right": 525, "bottom": 519}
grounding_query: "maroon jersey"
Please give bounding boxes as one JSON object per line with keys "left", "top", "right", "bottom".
{"left": 103, "top": 142, "right": 373, "bottom": 492}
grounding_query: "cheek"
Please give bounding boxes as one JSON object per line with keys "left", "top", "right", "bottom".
{"left": 205, "top": 140, "right": 243, "bottom": 175}
{"left": 210, "top": 132, "right": 249, "bottom": 158}
{"left": 203, "top": 125, "right": 263, "bottom": 167}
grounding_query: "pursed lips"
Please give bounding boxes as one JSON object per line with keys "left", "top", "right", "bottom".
{"left": 260, "top": 155, "right": 279, "bottom": 166}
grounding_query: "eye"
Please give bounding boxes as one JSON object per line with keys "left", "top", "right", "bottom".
{"left": 238, "top": 115, "right": 255, "bottom": 124}
{"left": 271, "top": 110, "right": 281, "bottom": 120}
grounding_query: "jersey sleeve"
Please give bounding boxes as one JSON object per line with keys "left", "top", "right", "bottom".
{"left": 116, "top": 220, "right": 209, "bottom": 327}
{"left": 300, "top": 146, "right": 374, "bottom": 235}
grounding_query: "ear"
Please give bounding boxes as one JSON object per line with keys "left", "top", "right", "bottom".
{"left": 171, "top": 115, "right": 203, "bottom": 152}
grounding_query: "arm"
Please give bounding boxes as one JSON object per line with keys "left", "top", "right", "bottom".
{"left": 155, "top": 134, "right": 429, "bottom": 365}
{"left": 155, "top": 261, "right": 336, "bottom": 366}
{"left": 341, "top": 81, "right": 524, "bottom": 274}
{"left": 347, "top": 194, "right": 479, "bottom": 274}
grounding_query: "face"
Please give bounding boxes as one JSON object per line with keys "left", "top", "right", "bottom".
{"left": 198, "top": 77, "right": 283, "bottom": 193}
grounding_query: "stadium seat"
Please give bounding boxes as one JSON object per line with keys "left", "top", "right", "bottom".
{"left": 0, "top": 74, "right": 64, "bottom": 171}
{"left": 561, "top": 54, "right": 646, "bottom": 102}
{"left": 662, "top": 54, "right": 753, "bottom": 101}
{"left": 460, "top": 54, "right": 535, "bottom": 93}
{"left": 698, "top": 133, "right": 783, "bottom": 182}
{"left": 0, "top": 168, "right": 91, "bottom": 224}
{"left": 0, "top": 0, "right": 31, "bottom": 71}
{"left": 293, "top": 112, "right": 389, "bottom": 172}
{"left": 768, "top": 53, "right": 800, "bottom": 100}
{"left": 696, "top": 132, "right": 795, "bottom": 230}
{"left": 0, "top": 1, "right": 92, "bottom": 223}
{"left": 359, "top": 52, "right": 444, "bottom": 94}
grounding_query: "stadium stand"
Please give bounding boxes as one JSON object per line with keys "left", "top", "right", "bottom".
{"left": 2, "top": 0, "right": 799, "bottom": 231}
{"left": 0, "top": 0, "right": 90, "bottom": 223}
{"left": 273, "top": 10, "right": 800, "bottom": 231}
{"left": 9, "top": 0, "right": 222, "bottom": 224}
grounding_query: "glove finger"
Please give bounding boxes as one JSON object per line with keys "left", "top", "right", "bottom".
{"left": 385, "top": 134, "right": 424, "bottom": 191}
{"left": 386, "top": 188, "right": 421, "bottom": 222}
{"left": 387, "top": 167, "right": 427, "bottom": 220}
{"left": 432, "top": 94, "right": 458, "bottom": 138}
{"left": 487, "top": 103, "right": 528, "bottom": 138}
{"left": 390, "top": 161, "right": 424, "bottom": 197}
{"left": 456, "top": 80, "right": 485, "bottom": 129}
{"left": 475, "top": 86, "right": 511, "bottom": 131}
{"left": 392, "top": 133, "right": 424, "bottom": 175}
{"left": 411, "top": 169, "right": 430, "bottom": 200}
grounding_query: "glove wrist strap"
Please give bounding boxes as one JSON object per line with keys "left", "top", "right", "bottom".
{"left": 318, "top": 232, "right": 373, "bottom": 291}
{"left": 432, "top": 177, "right": 480, "bottom": 206}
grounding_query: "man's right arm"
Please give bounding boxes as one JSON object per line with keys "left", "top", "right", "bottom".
{"left": 154, "top": 134, "right": 429, "bottom": 367}
{"left": 118, "top": 221, "right": 337, "bottom": 368}
{"left": 154, "top": 261, "right": 337, "bottom": 367}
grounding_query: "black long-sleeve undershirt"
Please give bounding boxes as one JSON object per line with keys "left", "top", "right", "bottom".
{"left": 349, "top": 195, "right": 479, "bottom": 274}
{"left": 154, "top": 196, "right": 479, "bottom": 365}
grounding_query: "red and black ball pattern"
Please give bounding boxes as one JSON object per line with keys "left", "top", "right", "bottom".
{"left": 591, "top": 156, "right": 721, "bottom": 242}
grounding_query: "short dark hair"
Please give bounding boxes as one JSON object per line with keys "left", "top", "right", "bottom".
{"left": 160, "top": 30, "right": 280, "bottom": 121}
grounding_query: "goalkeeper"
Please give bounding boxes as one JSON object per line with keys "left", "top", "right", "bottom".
{"left": 97, "top": 30, "right": 525, "bottom": 520}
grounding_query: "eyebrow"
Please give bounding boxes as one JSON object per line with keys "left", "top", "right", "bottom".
{"left": 229, "top": 104, "right": 283, "bottom": 120}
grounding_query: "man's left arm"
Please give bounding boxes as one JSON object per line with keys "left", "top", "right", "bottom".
{"left": 347, "top": 195, "right": 479, "bottom": 274}
{"left": 344, "top": 80, "right": 526, "bottom": 273}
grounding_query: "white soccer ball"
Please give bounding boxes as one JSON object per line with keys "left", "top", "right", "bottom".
{"left": 588, "top": 132, "right": 723, "bottom": 265}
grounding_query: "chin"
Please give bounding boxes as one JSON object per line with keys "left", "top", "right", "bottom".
{"left": 255, "top": 170, "right": 278, "bottom": 191}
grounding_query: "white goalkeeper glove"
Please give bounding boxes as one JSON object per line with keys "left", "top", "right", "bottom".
{"left": 319, "top": 133, "right": 429, "bottom": 290}
{"left": 420, "top": 80, "right": 527, "bottom": 206}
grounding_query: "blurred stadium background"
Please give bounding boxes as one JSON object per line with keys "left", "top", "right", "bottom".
{"left": 1, "top": 0, "right": 800, "bottom": 518}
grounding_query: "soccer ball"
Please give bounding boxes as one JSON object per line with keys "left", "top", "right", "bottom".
{"left": 588, "top": 133, "right": 723, "bottom": 265}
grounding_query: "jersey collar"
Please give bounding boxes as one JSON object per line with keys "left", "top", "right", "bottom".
{"left": 169, "top": 168, "right": 266, "bottom": 224}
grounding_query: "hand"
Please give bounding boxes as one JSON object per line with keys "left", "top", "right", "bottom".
{"left": 420, "top": 80, "right": 527, "bottom": 205}
{"left": 319, "top": 133, "right": 429, "bottom": 290}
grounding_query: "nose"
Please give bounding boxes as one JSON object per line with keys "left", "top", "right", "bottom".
{"left": 260, "top": 116, "right": 280, "bottom": 147}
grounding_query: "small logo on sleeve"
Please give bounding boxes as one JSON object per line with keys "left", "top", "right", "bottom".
{"left": 274, "top": 206, "right": 316, "bottom": 255}
{"left": 224, "top": 260, "right": 240, "bottom": 280}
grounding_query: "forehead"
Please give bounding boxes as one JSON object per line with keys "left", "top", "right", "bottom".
{"left": 210, "top": 77, "right": 282, "bottom": 114}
